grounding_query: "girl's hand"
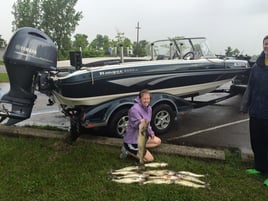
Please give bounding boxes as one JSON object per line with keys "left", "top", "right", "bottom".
{"left": 140, "top": 119, "right": 148, "bottom": 125}
{"left": 150, "top": 133, "right": 155, "bottom": 139}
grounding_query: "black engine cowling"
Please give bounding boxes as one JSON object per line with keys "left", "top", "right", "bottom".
{"left": 0, "top": 27, "right": 57, "bottom": 125}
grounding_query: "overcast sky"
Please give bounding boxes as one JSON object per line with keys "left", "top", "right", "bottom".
{"left": 1, "top": 0, "right": 267, "bottom": 55}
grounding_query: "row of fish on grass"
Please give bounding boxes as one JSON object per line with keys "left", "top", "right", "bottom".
{"left": 109, "top": 162, "right": 209, "bottom": 188}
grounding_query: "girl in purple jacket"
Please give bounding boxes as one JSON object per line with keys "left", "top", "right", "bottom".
{"left": 121, "top": 89, "right": 161, "bottom": 162}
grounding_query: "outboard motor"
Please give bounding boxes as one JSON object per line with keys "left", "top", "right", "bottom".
{"left": 0, "top": 27, "right": 57, "bottom": 125}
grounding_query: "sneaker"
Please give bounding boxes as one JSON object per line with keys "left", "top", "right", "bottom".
{"left": 264, "top": 178, "right": 268, "bottom": 186}
{"left": 246, "top": 168, "right": 261, "bottom": 175}
{"left": 120, "top": 146, "right": 128, "bottom": 159}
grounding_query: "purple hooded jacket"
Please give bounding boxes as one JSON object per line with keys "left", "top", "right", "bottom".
{"left": 123, "top": 97, "right": 154, "bottom": 144}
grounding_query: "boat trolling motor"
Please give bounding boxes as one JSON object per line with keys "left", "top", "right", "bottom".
{"left": 0, "top": 27, "right": 57, "bottom": 125}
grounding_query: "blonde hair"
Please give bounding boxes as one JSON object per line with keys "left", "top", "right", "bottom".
{"left": 138, "top": 89, "right": 150, "bottom": 98}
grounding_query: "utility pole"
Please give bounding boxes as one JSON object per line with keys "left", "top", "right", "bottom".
{"left": 136, "top": 21, "right": 141, "bottom": 57}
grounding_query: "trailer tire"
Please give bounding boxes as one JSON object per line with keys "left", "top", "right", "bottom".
{"left": 108, "top": 107, "right": 129, "bottom": 138}
{"left": 152, "top": 104, "right": 175, "bottom": 135}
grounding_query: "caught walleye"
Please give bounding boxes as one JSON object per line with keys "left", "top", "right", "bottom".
{"left": 175, "top": 179, "right": 208, "bottom": 189}
{"left": 110, "top": 162, "right": 209, "bottom": 188}
{"left": 176, "top": 174, "right": 206, "bottom": 185}
{"left": 143, "top": 178, "right": 174, "bottom": 184}
{"left": 112, "top": 162, "right": 168, "bottom": 174}
{"left": 112, "top": 177, "right": 145, "bottom": 184}
{"left": 137, "top": 121, "right": 148, "bottom": 166}
{"left": 112, "top": 166, "right": 139, "bottom": 172}
{"left": 144, "top": 162, "right": 168, "bottom": 168}
{"left": 144, "top": 170, "right": 175, "bottom": 176}
{"left": 177, "top": 171, "right": 206, "bottom": 178}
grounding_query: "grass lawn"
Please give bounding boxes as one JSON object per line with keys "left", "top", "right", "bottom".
{"left": 0, "top": 62, "right": 9, "bottom": 82}
{"left": 0, "top": 73, "right": 9, "bottom": 82}
{"left": 0, "top": 61, "right": 8, "bottom": 82}
{"left": 0, "top": 135, "right": 268, "bottom": 201}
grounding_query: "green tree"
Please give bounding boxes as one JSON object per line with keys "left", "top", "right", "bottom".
{"left": 225, "top": 46, "right": 233, "bottom": 56}
{"left": 121, "top": 38, "right": 132, "bottom": 56}
{"left": 41, "top": 0, "right": 82, "bottom": 52}
{"left": 12, "top": 0, "right": 41, "bottom": 31}
{"left": 12, "top": 0, "right": 83, "bottom": 59}
{"left": 133, "top": 40, "right": 149, "bottom": 57}
{"left": 232, "top": 48, "right": 240, "bottom": 56}
{"left": 59, "top": 35, "right": 73, "bottom": 59}
{"left": 72, "top": 34, "right": 89, "bottom": 51}
{"left": 110, "top": 34, "right": 133, "bottom": 56}
{"left": 90, "top": 34, "right": 111, "bottom": 55}
{"left": 0, "top": 35, "right": 7, "bottom": 48}
{"left": 225, "top": 46, "right": 240, "bottom": 57}
{"left": 115, "top": 32, "right": 125, "bottom": 43}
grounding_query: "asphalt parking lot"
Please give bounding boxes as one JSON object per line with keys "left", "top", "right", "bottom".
{"left": 165, "top": 94, "right": 251, "bottom": 153}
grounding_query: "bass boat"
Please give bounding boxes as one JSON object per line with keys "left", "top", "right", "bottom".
{"left": 0, "top": 27, "right": 250, "bottom": 136}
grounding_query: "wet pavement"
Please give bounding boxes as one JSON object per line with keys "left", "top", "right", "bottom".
{"left": 164, "top": 95, "right": 251, "bottom": 154}
{"left": 0, "top": 82, "right": 70, "bottom": 129}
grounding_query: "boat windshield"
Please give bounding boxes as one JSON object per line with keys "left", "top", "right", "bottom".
{"left": 150, "top": 37, "right": 216, "bottom": 60}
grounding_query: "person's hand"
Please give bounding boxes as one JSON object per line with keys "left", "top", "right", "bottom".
{"left": 140, "top": 119, "right": 148, "bottom": 125}
{"left": 150, "top": 133, "right": 155, "bottom": 139}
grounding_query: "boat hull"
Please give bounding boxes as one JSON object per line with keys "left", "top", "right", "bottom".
{"left": 51, "top": 60, "right": 249, "bottom": 107}
{"left": 52, "top": 78, "right": 233, "bottom": 107}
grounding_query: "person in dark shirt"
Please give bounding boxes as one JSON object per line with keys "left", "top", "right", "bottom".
{"left": 240, "top": 35, "right": 268, "bottom": 185}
